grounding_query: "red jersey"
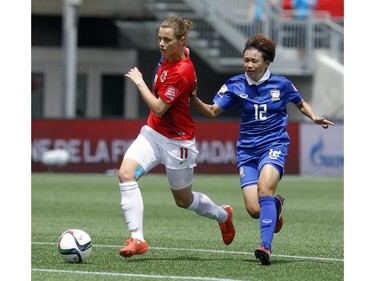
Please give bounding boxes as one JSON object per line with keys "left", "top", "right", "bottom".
{"left": 147, "top": 56, "right": 196, "bottom": 140}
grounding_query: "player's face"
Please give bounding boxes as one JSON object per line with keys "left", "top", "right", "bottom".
{"left": 243, "top": 49, "right": 270, "bottom": 82}
{"left": 158, "top": 27, "right": 185, "bottom": 61}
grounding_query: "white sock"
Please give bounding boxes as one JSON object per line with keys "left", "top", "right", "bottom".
{"left": 187, "top": 192, "right": 228, "bottom": 223}
{"left": 119, "top": 182, "right": 145, "bottom": 241}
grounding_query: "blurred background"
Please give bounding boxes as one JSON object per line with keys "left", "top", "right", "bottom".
{"left": 31, "top": 0, "right": 344, "bottom": 176}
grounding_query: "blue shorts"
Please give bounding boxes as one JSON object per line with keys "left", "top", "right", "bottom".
{"left": 238, "top": 145, "right": 287, "bottom": 189}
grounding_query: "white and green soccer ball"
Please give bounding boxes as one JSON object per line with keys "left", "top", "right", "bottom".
{"left": 57, "top": 229, "right": 93, "bottom": 263}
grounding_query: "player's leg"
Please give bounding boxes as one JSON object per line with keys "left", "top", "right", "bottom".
{"left": 242, "top": 183, "right": 284, "bottom": 229}
{"left": 167, "top": 168, "right": 235, "bottom": 245}
{"left": 255, "top": 145, "right": 288, "bottom": 265}
{"left": 161, "top": 135, "right": 235, "bottom": 244}
{"left": 167, "top": 168, "right": 225, "bottom": 219}
{"left": 118, "top": 158, "right": 149, "bottom": 258}
{"left": 118, "top": 126, "right": 160, "bottom": 257}
{"left": 239, "top": 163, "right": 260, "bottom": 219}
{"left": 258, "top": 146, "right": 286, "bottom": 234}
{"left": 274, "top": 194, "right": 285, "bottom": 233}
{"left": 255, "top": 163, "right": 282, "bottom": 265}
{"left": 257, "top": 164, "right": 280, "bottom": 242}
{"left": 118, "top": 159, "right": 145, "bottom": 240}
{"left": 242, "top": 185, "right": 259, "bottom": 218}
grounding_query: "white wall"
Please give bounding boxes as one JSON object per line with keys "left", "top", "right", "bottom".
{"left": 32, "top": 0, "right": 149, "bottom": 17}
{"left": 310, "top": 51, "right": 344, "bottom": 120}
{"left": 32, "top": 47, "right": 138, "bottom": 118}
{"left": 300, "top": 123, "right": 343, "bottom": 176}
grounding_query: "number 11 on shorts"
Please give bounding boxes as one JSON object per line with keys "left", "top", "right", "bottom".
{"left": 180, "top": 147, "right": 188, "bottom": 159}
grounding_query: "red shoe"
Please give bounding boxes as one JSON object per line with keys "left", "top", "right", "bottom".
{"left": 254, "top": 246, "right": 271, "bottom": 265}
{"left": 219, "top": 205, "right": 235, "bottom": 245}
{"left": 274, "top": 194, "right": 285, "bottom": 233}
{"left": 119, "top": 238, "right": 148, "bottom": 258}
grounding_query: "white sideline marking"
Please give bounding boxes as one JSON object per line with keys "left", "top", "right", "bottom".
{"left": 32, "top": 268, "right": 244, "bottom": 281}
{"left": 32, "top": 241, "right": 344, "bottom": 262}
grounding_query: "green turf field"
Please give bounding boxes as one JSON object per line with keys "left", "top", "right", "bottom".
{"left": 32, "top": 173, "right": 343, "bottom": 281}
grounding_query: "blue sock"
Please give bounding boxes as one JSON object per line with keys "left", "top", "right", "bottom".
{"left": 259, "top": 196, "right": 277, "bottom": 252}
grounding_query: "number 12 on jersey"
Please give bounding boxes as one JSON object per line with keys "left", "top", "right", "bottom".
{"left": 254, "top": 104, "right": 267, "bottom": 120}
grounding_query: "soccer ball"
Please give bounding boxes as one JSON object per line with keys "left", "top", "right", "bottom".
{"left": 57, "top": 229, "right": 93, "bottom": 263}
{"left": 41, "top": 149, "right": 70, "bottom": 167}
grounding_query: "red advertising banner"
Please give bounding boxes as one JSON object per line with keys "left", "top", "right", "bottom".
{"left": 32, "top": 120, "right": 299, "bottom": 174}
{"left": 286, "top": 122, "right": 299, "bottom": 175}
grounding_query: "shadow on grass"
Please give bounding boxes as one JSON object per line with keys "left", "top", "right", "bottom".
{"left": 122, "top": 255, "right": 297, "bottom": 265}
{"left": 124, "top": 255, "right": 221, "bottom": 262}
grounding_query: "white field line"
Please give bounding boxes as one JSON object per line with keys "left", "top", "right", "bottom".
{"left": 32, "top": 268, "right": 245, "bottom": 281}
{"left": 32, "top": 241, "right": 344, "bottom": 262}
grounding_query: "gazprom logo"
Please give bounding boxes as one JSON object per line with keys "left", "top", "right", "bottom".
{"left": 309, "top": 137, "right": 344, "bottom": 167}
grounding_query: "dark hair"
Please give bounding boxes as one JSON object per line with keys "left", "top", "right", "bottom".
{"left": 161, "top": 16, "right": 193, "bottom": 41}
{"left": 243, "top": 34, "right": 276, "bottom": 62}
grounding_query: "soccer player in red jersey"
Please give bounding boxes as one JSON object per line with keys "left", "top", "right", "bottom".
{"left": 118, "top": 16, "right": 235, "bottom": 258}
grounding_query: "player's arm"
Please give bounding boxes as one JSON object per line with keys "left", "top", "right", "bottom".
{"left": 191, "top": 90, "right": 223, "bottom": 118}
{"left": 125, "top": 67, "right": 171, "bottom": 116}
{"left": 295, "top": 99, "right": 334, "bottom": 129}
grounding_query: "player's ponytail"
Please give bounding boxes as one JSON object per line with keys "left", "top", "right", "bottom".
{"left": 161, "top": 16, "right": 194, "bottom": 41}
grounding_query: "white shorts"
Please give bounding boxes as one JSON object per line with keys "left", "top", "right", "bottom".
{"left": 124, "top": 125, "right": 199, "bottom": 189}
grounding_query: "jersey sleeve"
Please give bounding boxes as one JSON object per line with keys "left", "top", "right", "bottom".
{"left": 213, "top": 80, "right": 238, "bottom": 111}
{"left": 286, "top": 81, "right": 303, "bottom": 105}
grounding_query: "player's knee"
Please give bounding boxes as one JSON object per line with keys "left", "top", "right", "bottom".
{"left": 118, "top": 167, "right": 135, "bottom": 183}
{"left": 173, "top": 193, "right": 193, "bottom": 209}
{"left": 246, "top": 205, "right": 260, "bottom": 219}
{"left": 257, "top": 186, "right": 274, "bottom": 198}
{"left": 174, "top": 198, "right": 190, "bottom": 209}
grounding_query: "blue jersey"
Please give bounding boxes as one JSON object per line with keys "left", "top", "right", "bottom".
{"left": 213, "top": 72, "right": 302, "bottom": 164}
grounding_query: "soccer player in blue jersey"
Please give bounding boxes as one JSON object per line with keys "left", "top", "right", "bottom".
{"left": 192, "top": 33, "right": 334, "bottom": 265}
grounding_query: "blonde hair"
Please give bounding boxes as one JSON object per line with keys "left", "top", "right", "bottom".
{"left": 161, "top": 16, "right": 193, "bottom": 41}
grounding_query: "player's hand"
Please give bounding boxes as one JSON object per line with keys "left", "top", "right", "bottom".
{"left": 313, "top": 117, "right": 334, "bottom": 129}
{"left": 124, "top": 67, "right": 144, "bottom": 86}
